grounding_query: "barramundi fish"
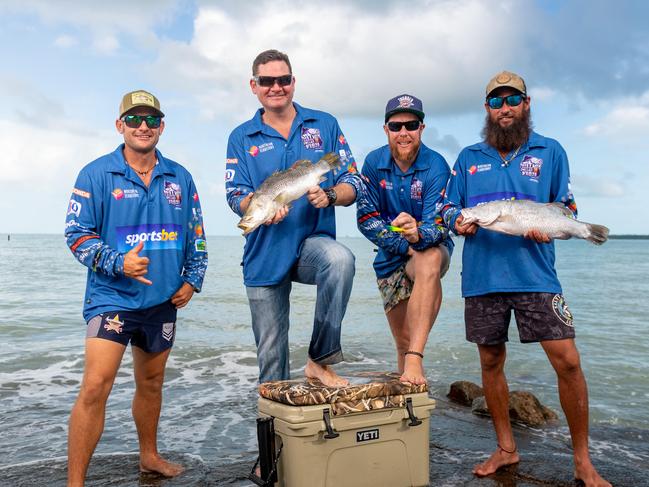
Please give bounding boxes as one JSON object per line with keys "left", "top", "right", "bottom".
{"left": 238, "top": 152, "right": 341, "bottom": 235}
{"left": 460, "top": 199, "right": 609, "bottom": 245}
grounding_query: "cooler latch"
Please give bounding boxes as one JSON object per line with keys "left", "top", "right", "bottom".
{"left": 405, "top": 397, "right": 422, "bottom": 426}
{"left": 322, "top": 408, "right": 340, "bottom": 439}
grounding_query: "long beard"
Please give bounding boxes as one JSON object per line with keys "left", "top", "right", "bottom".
{"left": 482, "top": 108, "right": 533, "bottom": 152}
{"left": 389, "top": 138, "right": 420, "bottom": 166}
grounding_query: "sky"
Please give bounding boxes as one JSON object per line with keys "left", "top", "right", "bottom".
{"left": 1, "top": 0, "right": 648, "bottom": 236}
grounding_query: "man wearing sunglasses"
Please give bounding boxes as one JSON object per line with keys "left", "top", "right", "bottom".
{"left": 225, "top": 50, "right": 361, "bottom": 387}
{"left": 441, "top": 72, "right": 610, "bottom": 486}
{"left": 65, "top": 90, "right": 208, "bottom": 485}
{"left": 356, "top": 94, "right": 453, "bottom": 385}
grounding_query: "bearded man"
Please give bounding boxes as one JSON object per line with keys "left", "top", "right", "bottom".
{"left": 356, "top": 94, "right": 453, "bottom": 385}
{"left": 441, "top": 71, "right": 610, "bottom": 487}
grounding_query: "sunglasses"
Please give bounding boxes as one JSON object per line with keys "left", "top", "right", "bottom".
{"left": 121, "top": 114, "right": 162, "bottom": 129}
{"left": 386, "top": 120, "right": 421, "bottom": 132}
{"left": 487, "top": 94, "right": 526, "bottom": 109}
{"left": 253, "top": 75, "right": 293, "bottom": 87}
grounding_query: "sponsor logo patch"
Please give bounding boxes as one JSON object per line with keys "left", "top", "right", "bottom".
{"left": 552, "top": 294, "right": 574, "bottom": 327}
{"left": 468, "top": 165, "right": 477, "bottom": 175}
{"left": 104, "top": 314, "right": 124, "bottom": 334}
{"left": 379, "top": 179, "right": 393, "bottom": 190}
{"left": 162, "top": 322, "right": 175, "bottom": 341}
{"left": 520, "top": 155, "right": 543, "bottom": 179}
{"left": 116, "top": 224, "right": 183, "bottom": 252}
{"left": 338, "top": 134, "right": 347, "bottom": 145}
{"left": 248, "top": 145, "right": 259, "bottom": 157}
{"left": 70, "top": 234, "right": 99, "bottom": 252}
{"left": 67, "top": 199, "right": 82, "bottom": 217}
{"left": 112, "top": 188, "right": 124, "bottom": 200}
{"left": 301, "top": 127, "right": 324, "bottom": 150}
{"left": 410, "top": 178, "right": 423, "bottom": 200}
{"left": 72, "top": 188, "right": 90, "bottom": 199}
{"left": 195, "top": 238, "right": 206, "bottom": 252}
{"left": 163, "top": 181, "right": 182, "bottom": 206}
{"left": 226, "top": 158, "right": 238, "bottom": 164}
{"left": 225, "top": 169, "right": 236, "bottom": 182}
{"left": 477, "top": 163, "right": 492, "bottom": 172}
{"left": 397, "top": 95, "right": 414, "bottom": 108}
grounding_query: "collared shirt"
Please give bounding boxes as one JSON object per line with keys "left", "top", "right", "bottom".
{"left": 357, "top": 143, "right": 453, "bottom": 278}
{"left": 441, "top": 131, "right": 576, "bottom": 297}
{"left": 225, "top": 103, "right": 361, "bottom": 286}
{"left": 65, "top": 144, "right": 208, "bottom": 320}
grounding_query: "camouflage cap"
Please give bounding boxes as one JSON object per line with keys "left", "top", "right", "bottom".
{"left": 485, "top": 71, "right": 527, "bottom": 98}
{"left": 119, "top": 89, "right": 164, "bottom": 118}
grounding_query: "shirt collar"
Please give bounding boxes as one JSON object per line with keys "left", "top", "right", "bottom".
{"left": 244, "top": 102, "right": 316, "bottom": 136}
{"left": 377, "top": 143, "right": 432, "bottom": 174}
{"left": 106, "top": 144, "right": 175, "bottom": 176}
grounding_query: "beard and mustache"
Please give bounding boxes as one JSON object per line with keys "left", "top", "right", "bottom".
{"left": 389, "top": 137, "right": 420, "bottom": 166}
{"left": 482, "top": 107, "right": 533, "bottom": 152}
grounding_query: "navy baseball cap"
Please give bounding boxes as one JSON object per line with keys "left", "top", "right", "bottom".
{"left": 384, "top": 94, "right": 425, "bottom": 123}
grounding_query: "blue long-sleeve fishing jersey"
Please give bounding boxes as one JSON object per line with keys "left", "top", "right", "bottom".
{"left": 65, "top": 145, "right": 208, "bottom": 320}
{"left": 356, "top": 143, "right": 454, "bottom": 278}
{"left": 225, "top": 103, "right": 362, "bottom": 286}
{"left": 440, "top": 131, "right": 576, "bottom": 297}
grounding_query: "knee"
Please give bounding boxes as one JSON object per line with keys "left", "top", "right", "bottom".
{"left": 323, "top": 244, "right": 355, "bottom": 276}
{"left": 78, "top": 376, "right": 114, "bottom": 406}
{"left": 479, "top": 349, "right": 506, "bottom": 373}
{"left": 135, "top": 372, "right": 165, "bottom": 397}
{"left": 553, "top": 350, "right": 582, "bottom": 377}
{"left": 412, "top": 248, "right": 443, "bottom": 281}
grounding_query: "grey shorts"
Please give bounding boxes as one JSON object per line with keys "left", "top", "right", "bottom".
{"left": 465, "top": 292, "right": 575, "bottom": 345}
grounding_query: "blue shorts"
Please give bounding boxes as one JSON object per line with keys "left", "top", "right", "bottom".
{"left": 86, "top": 301, "right": 177, "bottom": 353}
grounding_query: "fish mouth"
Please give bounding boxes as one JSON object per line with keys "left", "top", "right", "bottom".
{"left": 237, "top": 220, "right": 255, "bottom": 235}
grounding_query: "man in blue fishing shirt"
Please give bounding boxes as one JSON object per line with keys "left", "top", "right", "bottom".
{"left": 441, "top": 71, "right": 610, "bottom": 487}
{"left": 65, "top": 90, "right": 207, "bottom": 485}
{"left": 225, "top": 49, "right": 361, "bottom": 387}
{"left": 356, "top": 94, "right": 453, "bottom": 385}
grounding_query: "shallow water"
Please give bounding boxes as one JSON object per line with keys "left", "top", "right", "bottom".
{"left": 0, "top": 235, "right": 647, "bottom": 485}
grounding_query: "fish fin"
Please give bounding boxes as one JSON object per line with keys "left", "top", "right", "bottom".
{"left": 319, "top": 176, "right": 327, "bottom": 184}
{"left": 291, "top": 159, "right": 312, "bottom": 169}
{"left": 319, "top": 152, "right": 342, "bottom": 169}
{"left": 585, "top": 223, "right": 609, "bottom": 245}
{"left": 547, "top": 202, "right": 575, "bottom": 218}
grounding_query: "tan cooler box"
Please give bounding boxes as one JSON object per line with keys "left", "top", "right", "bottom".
{"left": 252, "top": 372, "right": 435, "bottom": 487}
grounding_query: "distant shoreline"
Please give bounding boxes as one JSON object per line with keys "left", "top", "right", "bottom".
{"left": 3, "top": 233, "right": 649, "bottom": 240}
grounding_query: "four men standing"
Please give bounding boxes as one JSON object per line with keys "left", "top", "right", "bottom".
{"left": 64, "top": 63, "right": 609, "bottom": 486}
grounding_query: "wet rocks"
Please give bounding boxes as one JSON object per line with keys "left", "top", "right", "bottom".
{"left": 447, "top": 380, "right": 484, "bottom": 406}
{"left": 449, "top": 381, "right": 558, "bottom": 427}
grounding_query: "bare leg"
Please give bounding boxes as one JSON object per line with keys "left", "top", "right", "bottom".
{"left": 67, "top": 339, "right": 126, "bottom": 487}
{"left": 399, "top": 246, "right": 448, "bottom": 385}
{"left": 385, "top": 299, "right": 409, "bottom": 373}
{"left": 541, "top": 340, "right": 611, "bottom": 487}
{"left": 473, "top": 344, "right": 520, "bottom": 477}
{"left": 132, "top": 346, "right": 183, "bottom": 477}
{"left": 304, "top": 358, "right": 349, "bottom": 387}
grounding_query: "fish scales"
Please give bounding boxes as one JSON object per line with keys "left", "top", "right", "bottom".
{"left": 238, "top": 153, "right": 341, "bottom": 235}
{"left": 460, "top": 199, "right": 609, "bottom": 245}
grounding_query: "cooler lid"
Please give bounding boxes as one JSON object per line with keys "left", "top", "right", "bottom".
{"left": 258, "top": 372, "right": 428, "bottom": 415}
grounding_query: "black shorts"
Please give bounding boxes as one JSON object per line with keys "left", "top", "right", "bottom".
{"left": 86, "top": 301, "right": 177, "bottom": 353}
{"left": 465, "top": 292, "right": 575, "bottom": 345}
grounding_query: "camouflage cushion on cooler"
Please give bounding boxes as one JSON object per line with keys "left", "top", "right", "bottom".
{"left": 258, "top": 372, "right": 427, "bottom": 416}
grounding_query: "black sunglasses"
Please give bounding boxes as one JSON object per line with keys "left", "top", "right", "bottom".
{"left": 487, "top": 94, "right": 526, "bottom": 109}
{"left": 121, "top": 114, "right": 162, "bottom": 129}
{"left": 253, "top": 74, "right": 293, "bottom": 87}
{"left": 386, "top": 120, "right": 421, "bottom": 132}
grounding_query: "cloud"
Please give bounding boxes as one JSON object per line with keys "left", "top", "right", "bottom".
{"left": 54, "top": 34, "right": 77, "bottom": 48}
{"left": 572, "top": 174, "right": 626, "bottom": 198}
{"left": 583, "top": 97, "right": 649, "bottom": 138}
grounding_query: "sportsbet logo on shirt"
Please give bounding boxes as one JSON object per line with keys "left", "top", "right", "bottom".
{"left": 116, "top": 224, "right": 183, "bottom": 252}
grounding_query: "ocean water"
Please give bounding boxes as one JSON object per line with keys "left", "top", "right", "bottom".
{"left": 0, "top": 234, "right": 647, "bottom": 486}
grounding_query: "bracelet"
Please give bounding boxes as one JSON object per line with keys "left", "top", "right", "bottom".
{"left": 404, "top": 351, "right": 424, "bottom": 358}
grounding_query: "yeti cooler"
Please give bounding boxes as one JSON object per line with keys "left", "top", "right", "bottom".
{"left": 254, "top": 372, "right": 435, "bottom": 487}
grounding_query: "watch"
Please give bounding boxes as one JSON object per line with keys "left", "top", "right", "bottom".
{"left": 324, "top": 187, "right": 337, "bottom": 207}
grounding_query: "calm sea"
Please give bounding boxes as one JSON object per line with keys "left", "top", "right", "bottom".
{"left": 0, "top": 235, "right": 647, "bottom": 485}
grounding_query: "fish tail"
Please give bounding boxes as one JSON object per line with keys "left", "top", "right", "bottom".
{"left": 320, "top": 152, "right": 341, "bottom": 170}
{"left": 585, "top": 223, "right": 609, "bottom": 245}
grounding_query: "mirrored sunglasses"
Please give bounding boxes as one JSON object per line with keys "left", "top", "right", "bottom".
{"left": 122, "top": 114, "right": 162, "bottom": 129}
{"left": 487, "top": 94, "right": 526, "bottom": 109}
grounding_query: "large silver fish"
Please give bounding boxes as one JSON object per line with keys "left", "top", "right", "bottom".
{"left": 238, "top": 152, "right": 341, "bottom": 235}
{"left": 460, "top": 199, "right": 609, "bottom": 245}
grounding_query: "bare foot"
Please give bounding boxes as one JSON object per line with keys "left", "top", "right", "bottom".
{"left": 473, "top": 445, "right": 520, "bottom": 477}
{"left": 304, "top": 359, "right": 349, "bottom": 387}
{"left": 400, "top": 353, "right": 427, "bottom": 385}
{"left": 575, "top": 460, "right": 612, "bottom": 487}
{"left": 140, "top": 453, "right": 184, "bottom": 477}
